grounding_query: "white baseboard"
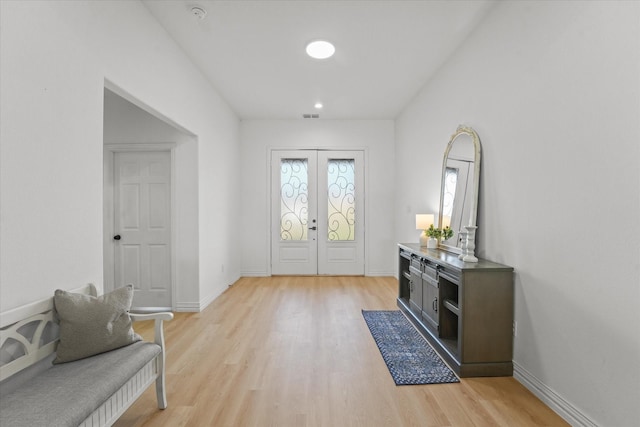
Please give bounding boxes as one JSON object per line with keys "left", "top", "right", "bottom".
{"left": 174, "top": 291, "right": 228, "bottom": 312}
{"left": 240, "top": 270, "right": 269, "bottom": 277}
{"left": 513, "top": 361, "right": 598, "bottom": 427}
{"left": 365, "top": 270, "right": 395, "bottom": 277}
{"left": 173, "top": 302, "right": 200, "bottom": 312}
{"left": 197, "top": 277, "right": 241, "bottom": 312}
{"left": 173, "top": 283, "right": 231, "bottom": 313}
{"left": 198, "top": 290, "right": 220, "bottom": 312}
{"left": 173, "top": 274, "right": 242, "bottom": 312}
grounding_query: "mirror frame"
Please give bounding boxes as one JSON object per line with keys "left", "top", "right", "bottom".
{"left": 438, "top": 125, "right": 482, "bottom": 254}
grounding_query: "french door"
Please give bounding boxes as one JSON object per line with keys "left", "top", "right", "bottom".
{"left": 271, "top": 150, "right": 364, "bottom": 275}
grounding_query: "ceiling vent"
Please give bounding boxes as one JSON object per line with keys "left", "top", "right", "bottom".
{"left": 302, "top": 114, "right": 320, "bottom": 119}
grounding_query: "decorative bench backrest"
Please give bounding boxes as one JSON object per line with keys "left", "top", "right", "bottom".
{"left": 0, "top": 284, "right": 97, "bottom": 382}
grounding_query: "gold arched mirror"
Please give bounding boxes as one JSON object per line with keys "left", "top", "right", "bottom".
{"left": 438, "top": 125, "right": 481, "bottom": 259}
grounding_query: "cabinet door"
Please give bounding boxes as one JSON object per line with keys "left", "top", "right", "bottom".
{"left": 422, "top": 275, "right": 439, "bottom": 329}
{"left": 409, "top": 264, "right": 423, "bottom": 315}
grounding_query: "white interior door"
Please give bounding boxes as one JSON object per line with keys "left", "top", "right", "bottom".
{"left": 271, "top": 150, "right": 364, "bottom": 275}
{"left": 114, "top": 151, "right": 172, "bottom": 309}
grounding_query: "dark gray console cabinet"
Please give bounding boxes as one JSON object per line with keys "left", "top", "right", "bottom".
{"left": 398, "top": 243, "right": 514, "bottom": 377}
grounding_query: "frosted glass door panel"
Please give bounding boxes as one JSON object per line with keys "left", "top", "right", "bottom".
{"left": 280, "top": 159, "right": 309, "bottom": 241}
{"left": 327, "top": 159, "right": 355, "bottom": 241}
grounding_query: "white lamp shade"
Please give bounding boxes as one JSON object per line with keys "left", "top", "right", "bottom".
{"left": 416, "top": 214, "right": 434, "bottom": 230}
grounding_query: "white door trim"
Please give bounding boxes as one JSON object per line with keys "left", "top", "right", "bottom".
{"left": 103, "top": 143, "right": 177, "bottom": 310}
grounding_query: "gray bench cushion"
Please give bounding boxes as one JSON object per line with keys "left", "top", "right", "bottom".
{"left": 0, "top": 341, "right": 161, "bottom": 427}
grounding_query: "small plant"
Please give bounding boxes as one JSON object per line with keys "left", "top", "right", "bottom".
{"left": 425, "top": 224, "right": 454, "bottom": 240}
{"left": 441, "top": 226, "right": 454, "bottom": 240}
{"left": 425, "top": 224, "right": 439, "bottom": 238}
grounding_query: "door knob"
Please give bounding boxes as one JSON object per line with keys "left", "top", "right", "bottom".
{"left": 113, "top": 235, "right": 121, "bottom": 241}
{"left": 308, "top": 226, "right": 317, "bottom": 230}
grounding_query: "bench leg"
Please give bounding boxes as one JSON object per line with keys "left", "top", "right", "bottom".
{"left": 156, "top": 356, "right": 168, "bottom": 409}
{"left": 153, "top": 317, "right": 169, "bottom": 409}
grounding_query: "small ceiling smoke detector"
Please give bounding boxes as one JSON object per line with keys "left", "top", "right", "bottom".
{"left": 190, "top": 6, "right": 207, "bottom": 20}
{"left": 306, "top": 40, "right": 335, "bottom": 59}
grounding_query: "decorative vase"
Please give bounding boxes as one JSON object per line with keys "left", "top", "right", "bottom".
{"left": 419, "top": 233, "right": 429, "bottom": 248}
{"left": 426, "top": 237, "right": 438, "bottom": 249}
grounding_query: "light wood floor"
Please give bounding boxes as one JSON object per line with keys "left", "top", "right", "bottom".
{"left": 115, "top": 276, "right": 568, "bottom": 427}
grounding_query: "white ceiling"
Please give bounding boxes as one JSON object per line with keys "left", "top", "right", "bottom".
{"left": 143, "top": 0, "right": 495, "bottom": 120}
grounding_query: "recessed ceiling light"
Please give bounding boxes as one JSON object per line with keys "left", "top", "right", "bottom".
{"left": 314, "top": 102, "right": 323, "bottom": 109}
{"left": 306, "top": 40, "right": 335, "bottom": 59}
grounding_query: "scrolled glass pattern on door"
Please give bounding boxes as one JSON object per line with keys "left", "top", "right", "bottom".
{"left": 327, "top": 159, "right": 355, "bottom": 241}
{"left": 280, "top": 159, "right": 308, "bottom": 241}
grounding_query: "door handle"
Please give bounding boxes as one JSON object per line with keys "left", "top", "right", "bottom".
{"left": 113, "top": 235, "right": 121, "bottom": 241}
{"left": 308, "top": 226, "right": 317, "bottom": 230}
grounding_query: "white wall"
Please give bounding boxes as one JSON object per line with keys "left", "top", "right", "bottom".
{"left": 240, "top": 120, "right": 396, "bottom": 276}
{"left": 0, "top": 1, "right": 240, "bottom": 312}
{"left": 396, "top": 1, "right": 639, "bottom": 425}
{"left": 103, "top": 89, "right": 200, "bottom": 310}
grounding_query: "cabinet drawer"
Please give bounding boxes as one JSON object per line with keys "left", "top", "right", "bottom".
{"left": 438, "top": 267, "right": 460, "bottom": 284}
{"left": 421, "top": 272, "right": 438, "bottom": 288}
{"left": 409, "top": 265, "right": 421, "bottom": 276}
{"left": 423, "top": 263, "right": 438, "bottom": 281}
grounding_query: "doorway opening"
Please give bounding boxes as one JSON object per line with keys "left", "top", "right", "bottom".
{"left": 103, "top": 84, "right": 198, "bottom": 311}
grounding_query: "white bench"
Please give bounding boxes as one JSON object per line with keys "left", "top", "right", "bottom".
{"left": 0, "top": 284, "right": 173, "bottom": 427}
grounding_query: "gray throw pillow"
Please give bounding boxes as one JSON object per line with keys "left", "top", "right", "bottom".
{"left": 53, "top": 285, "right": 141, "bottom": 364}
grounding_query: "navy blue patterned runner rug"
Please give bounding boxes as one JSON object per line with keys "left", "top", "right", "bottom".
{"left": 362, "top": 310, "right": 459, "bottom": 385}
